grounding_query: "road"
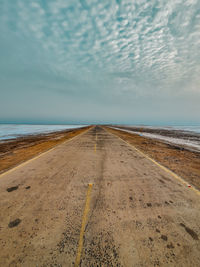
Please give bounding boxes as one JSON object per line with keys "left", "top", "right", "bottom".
{"left": 0, "top": 126, "right": 199, "bottom": 266}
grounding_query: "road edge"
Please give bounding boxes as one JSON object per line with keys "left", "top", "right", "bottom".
{"left": 0, "top": 126, "right": 93, "bottom": 179}
{"left": 104, "top": 126, "right": 200, "bottom": 197}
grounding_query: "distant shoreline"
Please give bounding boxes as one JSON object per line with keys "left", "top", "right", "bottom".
{"left": 0, "top": 124, "right": 88, "bottom": 141}
{"left": 110, "top": 125, "right": 200, "bottom": 153}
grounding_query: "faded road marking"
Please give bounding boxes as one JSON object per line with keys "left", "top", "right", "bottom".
{"left": 75, "top": 183, "right": 93, "bottom": 267}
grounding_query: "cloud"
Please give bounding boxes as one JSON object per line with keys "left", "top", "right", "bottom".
{"left": 0, "top": 0, "right": 200, "bottom": 123}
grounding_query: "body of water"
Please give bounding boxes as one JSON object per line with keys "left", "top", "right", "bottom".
{"left": 111, "top": 125, "right": 200, "bottom": 152}
{"left": 0, "top": 124, "right": 87, "bottom": 141}
{"left": 140, "top": 126, "right": 200, "bottom": 134}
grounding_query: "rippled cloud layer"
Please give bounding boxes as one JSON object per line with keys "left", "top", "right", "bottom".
{"left": 0, "top": 0, "right": 200, "bottom": 123}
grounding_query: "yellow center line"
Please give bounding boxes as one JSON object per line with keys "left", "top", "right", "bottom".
{"left": 94, "top": 143, "right": 96, "bottom": 152}
{"left": 75, "top": 183, "right": 93, "bottom": 267}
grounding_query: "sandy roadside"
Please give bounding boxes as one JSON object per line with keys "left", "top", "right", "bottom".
{"left": 0, "top": 126, "right": 91, "bottom": 175}
{"left": 111, "top": 125, "right": 200, "bottom": 153}
{"left": 105, "top": 127, "right": 200, "bottom": 190}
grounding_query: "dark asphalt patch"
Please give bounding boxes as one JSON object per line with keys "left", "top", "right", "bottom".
{"left": 83, "top": 232, "right": 121, "bottom": 266}
{"left": 8, "top": 219, "right": 21, "bottom": 228}
{"left": 7, "top": 186, "right": 18, "bottom": 192}
{"left": 167, "top": 243, "right": 174, "bottom": 249}
{"left": 161, "top": 235, "right": 168, "bottom": 241}
{"left": 180, "top": 223, "right": 199, "bottom": 240}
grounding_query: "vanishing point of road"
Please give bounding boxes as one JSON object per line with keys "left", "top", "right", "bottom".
{"left": 0, "top": 126, "right": 199, "bottom": 266}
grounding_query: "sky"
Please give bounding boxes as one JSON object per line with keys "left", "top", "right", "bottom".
{"left": 0, "top": 0, "right": 200, "bottom": 125}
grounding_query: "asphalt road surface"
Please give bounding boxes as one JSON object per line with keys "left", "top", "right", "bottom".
{"left": 0, "top": 126, "right": 199, "bottom": 266}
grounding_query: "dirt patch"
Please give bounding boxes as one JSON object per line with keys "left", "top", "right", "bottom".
{"left": 0, "top": 126, "right": 91, "bottom": 175}
{"left": 106, "top": 127, "right": 200, "bottom": 190}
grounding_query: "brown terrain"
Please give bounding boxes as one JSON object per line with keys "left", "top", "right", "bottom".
{"left": 0, "top": 126, "right": 199, "bottom": 266}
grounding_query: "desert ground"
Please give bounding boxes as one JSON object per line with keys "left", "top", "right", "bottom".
{"left": 0, "top": 126, "right": 199, "bottom": 266}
